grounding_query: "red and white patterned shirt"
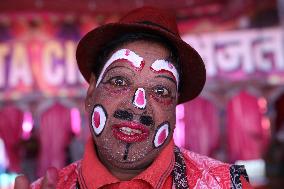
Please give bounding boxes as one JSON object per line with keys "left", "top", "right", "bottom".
{"left": 31, "top": 138, "right": 252, "bottom": 189}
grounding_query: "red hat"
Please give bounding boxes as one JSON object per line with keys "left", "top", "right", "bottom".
{"left": 76, "top": 7, "right": 206, "bottom": 104}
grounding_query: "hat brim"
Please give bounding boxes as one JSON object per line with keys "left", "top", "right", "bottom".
{"left": 76, "top": 22, "right": 206, "bottom": 104}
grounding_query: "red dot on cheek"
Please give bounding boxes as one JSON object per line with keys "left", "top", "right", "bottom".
{"left": 93, "top": 111, "right": 101, "bottom": 128}
{"left": 158, "top": 129, "right": 167, "bottom": 144}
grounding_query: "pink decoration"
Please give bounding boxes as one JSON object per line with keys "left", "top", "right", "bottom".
{"left": 0, "top": 106, "right": 23, "bottom": 172}
{"left": 180, "top": 98, "right": 220, "bottom": 158}
{"left": 174, "top": 104, "right": 185, "bottom": 147}
{"left": 93, "top": 111, "right": 100, "bottom": 128}
{"left": 38, "top": 103, "right": 72, "bottom": 177}
{"left": 136, "top": 90, "right": 145, "bottom": 106}
{"left": 154, "top": 123, "right": 169, "bottom": 148}
{"left": 91, "top": 105, "right": 107, "bottom": 135}
{"left": 70, "top": 108, "right": 81, "bottom": 135}
{"left": 133, "top": 88, "right": 146, "bottom": 109}
{"left": 158, "top": 129, "right": 167, "bottom": 144}
{"left": 22, "top": 111, "right": 33, "bottom": 139}
{"left": 227, "top": 91, "right": 270, "bottom": 162}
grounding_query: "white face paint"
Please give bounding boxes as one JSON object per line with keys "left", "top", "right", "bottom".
{"left": 132, "top": 88, "right": 146, "bottom": 109}
{"left": 153, "top": 122, "right": 170, "bottom": 148}
{"left": 96, "top": 49, "right": 144, "bottom": 87}
{"left": 91, "top": 105, "right": 107, "bottom": 135}
{"left": 150, "top": 60, "right": 179, "bottom": 88}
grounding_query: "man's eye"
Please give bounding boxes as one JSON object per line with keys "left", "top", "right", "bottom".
{"left": 153, "top": 86, "right": 170, "bottom": 97}
{"left": 109, "top": 76, "right": 128, "bottom": 86}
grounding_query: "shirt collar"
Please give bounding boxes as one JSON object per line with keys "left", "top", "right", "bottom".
{"left": 135, "top": 139, "right": 175, "bottom": 188}
{"left": 80, "top": 138, "right": 175, "bottom": 188}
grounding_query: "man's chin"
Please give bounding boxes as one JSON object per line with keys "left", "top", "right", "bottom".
{"left": 97, "top": 146, "right": 157, "bottom": 171}
{"left": 94, "top": 132, "right": 162, "bottom": 171}
{"left": 108, "top": 155, "right": 155, "bottom": 171}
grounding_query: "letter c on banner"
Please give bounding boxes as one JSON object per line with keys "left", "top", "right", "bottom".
{"left": 42, "top": 41, "right": 64, "bottom": 86}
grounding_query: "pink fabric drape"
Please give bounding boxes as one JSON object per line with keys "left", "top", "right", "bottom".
{"left": 227, "top": 91, "right": 269, "bottom": 162}
{"left": 38, "top": 103, "right": 72, "bottom": 176}
{"left": 182, "top": 98, "right": 220, "bottom": 157}
{"left": 0, "top": 106, "right": 23, "bottom": 172}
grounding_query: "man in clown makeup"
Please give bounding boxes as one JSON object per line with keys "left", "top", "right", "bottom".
{"left": 15, "top": 7, "right": 252, "bottom": 189}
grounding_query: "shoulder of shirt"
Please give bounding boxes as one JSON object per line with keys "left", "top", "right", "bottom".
{"left": 180, "top": 148, "right": 230, "bottom": 170}
{"left": 30, "top": 160, "right": 81, "bottom": 189}
{"left": 180, "top": 148, "right": 232, "bottom": 187}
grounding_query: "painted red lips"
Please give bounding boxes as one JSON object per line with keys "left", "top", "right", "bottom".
{"left": 112, "top": 122, "right": 150, "bottom": 143}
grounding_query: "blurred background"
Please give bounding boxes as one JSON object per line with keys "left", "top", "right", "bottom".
{"left": 0, "top": 0, "right": 283, "bottom": 188}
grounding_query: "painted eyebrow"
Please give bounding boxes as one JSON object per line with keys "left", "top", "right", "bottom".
{"left": 103, "top": 65, "right": 135, "bottom": 78}
{"left": 155, "top": 75, "right": 177, "bottom": 86}
{"left": 96, "top": 49, "right": 144, "bottom": 87}
{"left": 150, "top": 59, "right": 179, "bottom": 89}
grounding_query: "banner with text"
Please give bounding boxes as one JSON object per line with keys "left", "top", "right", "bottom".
{"left": 183, "top": 27, "right": 284, "bottom": 83}
{"left": 0, "top": 25, "right": 283, "bottom": 100}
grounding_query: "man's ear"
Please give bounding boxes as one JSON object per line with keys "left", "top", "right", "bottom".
{"left": 85, "top": 73, "right": 97, "bottom": 112}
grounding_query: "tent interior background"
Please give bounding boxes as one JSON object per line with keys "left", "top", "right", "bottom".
{"left": 0, "top": 0, "right": 283, "bottom": 188}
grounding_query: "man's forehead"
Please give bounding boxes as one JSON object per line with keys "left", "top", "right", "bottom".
{"left": 96, "top": 48, "right": 179, "bottom": 86}
{"left": 118, "top": 40, "right": 171, "bottom": 60}
{"left": 97, "top": 40, "right": 179, "bottom": 86}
